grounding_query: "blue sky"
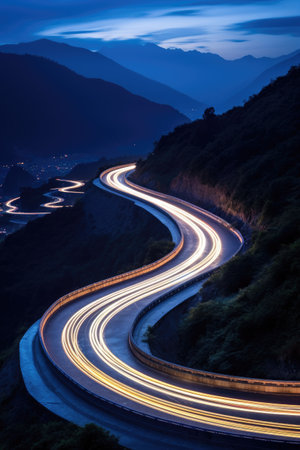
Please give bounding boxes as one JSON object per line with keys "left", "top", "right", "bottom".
{"left": 1, "top": 0, "right": 299, "bottom": 58}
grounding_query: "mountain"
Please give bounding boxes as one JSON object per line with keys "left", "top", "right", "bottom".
{"left": 2, "top": 165, "right": 35, "bottom": 195}
{"left": 100, "top": 40, "right": 298, "bottom": 111}
{"left": 0, "top": 52, "right": 188, "bottom": 163}
{"left": 224, "top": 51, "right": 300, "bottom": 110}
{"left": 134, "top": 66, "right": 300, "bottom": 379}
{"left": 0, "top": 39, "right": 204, "bottom": 119}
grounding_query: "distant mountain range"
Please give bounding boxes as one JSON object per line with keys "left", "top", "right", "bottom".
{"left": 0, "top": 39, "right": 205, "bottom": 120}
{"left": 99, "top": 40, "right": 300, "bottom": 111}
{"left": 0, "top": 52, "right": 187, "bottom": 163}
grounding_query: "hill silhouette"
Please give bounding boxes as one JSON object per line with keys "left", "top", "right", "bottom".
{"left": 0, "top": 52, "right": 187, "bottom": 163}
{"left": 0, "top": 39, "right": 204, "bottom": 120}
{"left": 2, "top": 165, "right": 35, "bottom": 195}
{"left": 135, "top": 66, "right": 300, "bottom": 379}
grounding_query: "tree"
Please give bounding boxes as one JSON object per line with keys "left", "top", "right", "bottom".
{"left": 203, "top": 107, "right": 216, "bottom": 120}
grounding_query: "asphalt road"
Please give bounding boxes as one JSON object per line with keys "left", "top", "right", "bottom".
{"left": 39, "top": 164, "right": 300, "bottom": 444}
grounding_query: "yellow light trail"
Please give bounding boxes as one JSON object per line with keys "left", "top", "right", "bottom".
{"left": 56, "top": 179, "right": 85, "bottom": 194}
{"left": 5, "top": 196, "right": 51, "bottom": 215}
{"left": 43, "top": 164, "right": 299, "bottom": 441}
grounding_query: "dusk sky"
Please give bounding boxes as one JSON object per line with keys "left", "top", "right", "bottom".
{"left": 1, "top": 0, "right": 300, "bottom": 59}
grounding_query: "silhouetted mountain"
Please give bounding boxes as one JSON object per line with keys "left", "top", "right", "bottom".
{"left": 0, "top": 39, "right": 204, "bottom": 119}
{"left": 0, "top": 52, "right": 187, "bottom": 163}
{"left": 2, "top": 165, "right": 35, "bottom": 195}
{"left": 100, "top": 40, "right": 298, "bottom": 111}
{"left": 224, "top": 51, "right": 300, "bottom": 110}
{"left": 135, "top": 67, "right": 300, "bottom": 379}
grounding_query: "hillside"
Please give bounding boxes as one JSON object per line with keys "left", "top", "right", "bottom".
{"left": 0, "top": 52, "right": 187, "bottom": 163}
{"left": 135, "top": 66, "right": 300, "bottom": 379}
{"left": 99, "top": 40, "right": 296, "bottom": 110}
{"left": 0, "top": 39, "right": 205, "bottom": 119}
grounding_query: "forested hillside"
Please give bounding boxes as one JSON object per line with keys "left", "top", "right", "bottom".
{"left": 135, "top": 66, "right": 300, "bottom": 379}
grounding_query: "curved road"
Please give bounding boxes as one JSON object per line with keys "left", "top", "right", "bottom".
{"left": 39, "top": 164, "right": 300, "bottom": 444}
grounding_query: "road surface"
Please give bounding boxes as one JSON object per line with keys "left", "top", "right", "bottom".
{"left": 38, "top": 164, "right": 299, "bottom": 444}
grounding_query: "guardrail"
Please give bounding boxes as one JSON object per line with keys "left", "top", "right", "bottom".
{"left": 129, "top": 285, "right": 300, "bottom": 395}
{"left": 37, "top": 333, "right": 294, "bottom": 445}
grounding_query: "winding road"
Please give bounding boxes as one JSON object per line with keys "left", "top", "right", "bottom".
{"left": 5, "top": 179, "right": 84, "bottom": 215}
{"left": 35, "top": 164, "right": 300, "bottom": 445}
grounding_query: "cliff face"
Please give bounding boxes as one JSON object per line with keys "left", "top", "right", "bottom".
{"left": 169, "top": 173, "right": 259, "bottom": 226}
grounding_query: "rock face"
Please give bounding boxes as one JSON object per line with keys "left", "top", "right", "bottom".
{"left": 2, "top": 166, "right": 35, "bottom": 195}
{"left": 169, "top": 173, "right": 259, "bottom": 226}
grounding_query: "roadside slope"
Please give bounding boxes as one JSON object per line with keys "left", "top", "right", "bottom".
{"left": 134, "top": 66, "right": 300, "bottom": 379}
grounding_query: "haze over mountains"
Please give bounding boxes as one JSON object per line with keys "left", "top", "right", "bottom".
{"left": 0, "top": 52, "right": 187, "bottom": 163}
{"left": 0, "top": 39, "right": 204, "bottom": 120}
{"left": 100, "top": 40, "right": 300, "bottom": 111}
{"left": 226, "top": 51, "right": 300, "bottom": 110}
{"left": 2, "top": 38, "right": 298, "bottom": 125}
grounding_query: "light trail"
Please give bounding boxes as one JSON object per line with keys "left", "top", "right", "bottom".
{"left": 41, "top": 164, "right": 300, "bottom": 442}
{"left": 5, "top": 196, "right": 50, "bottom": 215}
{"left": 56, "top": 179, "right": 85, "bottom": 194}
{"left": 5, "top": 179, "right": 85, "bottom": 214}
{"left": 41, "top": 191, "right": 65, "bottom": 209}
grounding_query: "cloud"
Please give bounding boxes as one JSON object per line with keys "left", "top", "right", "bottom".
{"left": 161, "top": 9, "right": 201, "bottom": 17}
{"left": 231, "top": 16, "right": 300, "bottom": 37}
{"left": 0, "top": 0, "right": 299, "bottom": 59}
{"left": 223, "top": 39, "right": 248, "bottom": 42}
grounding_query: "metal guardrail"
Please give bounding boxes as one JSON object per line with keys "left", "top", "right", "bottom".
{"left": 129, "top": 281, "right": 300, "bottom": 395}
{"left": 37, "top": 333, "right": 294, "bottom": 445}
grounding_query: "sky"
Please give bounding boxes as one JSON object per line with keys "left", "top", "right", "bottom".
{"left": 1, "top": 0, "right": 299, "bottom": 59}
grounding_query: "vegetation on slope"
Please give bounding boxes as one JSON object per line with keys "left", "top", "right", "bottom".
{"left": 136, "top": 66, "right": 300, "bottom": 379}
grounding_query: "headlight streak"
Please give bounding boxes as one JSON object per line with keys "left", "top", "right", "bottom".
{"left": 5, "top": 179, "right": 85, "bottom": 214}
{"left": 5, "top": 196, "right": 51, "bottom": 215}
{"left": 54, "top": 164, "right": 299, "bottom": 440}
{"left": 56, "top": 179, "right": 85, "bottom": 195}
